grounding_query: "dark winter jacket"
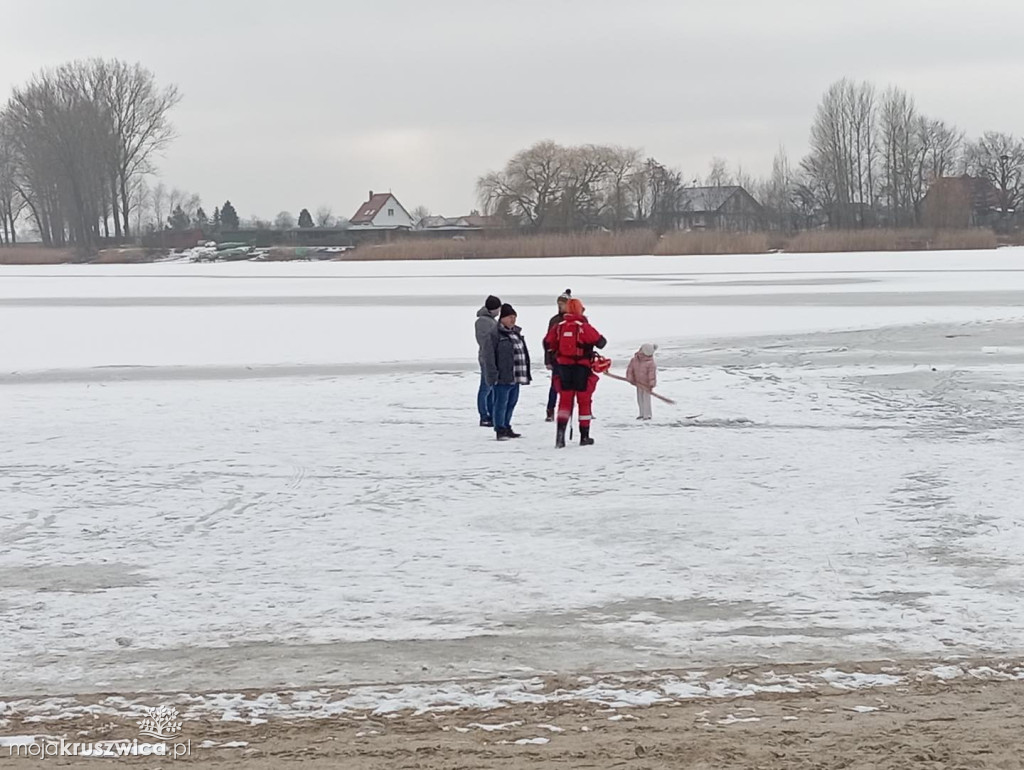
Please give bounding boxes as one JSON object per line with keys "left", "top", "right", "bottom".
{"left": 482, "top": 323, "right": 532, "bottom": 386}
{"left": 542, "top": 311, "right": 564, "bottom": 366}
{"left": 475, "top": 305, "right": 498, "bottom": 366}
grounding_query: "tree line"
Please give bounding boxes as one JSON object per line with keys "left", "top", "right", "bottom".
{"left": 478, "top": 78, "right": 1024, "bottom": 232}
{"left": 0, "top": 59, "right": 180, "bottom": 250}
{"left": 0, "top": 52, "right": 347, "bottom": 250}
{"left": 4, "top": 63, "right": 1021, "bottom": 249}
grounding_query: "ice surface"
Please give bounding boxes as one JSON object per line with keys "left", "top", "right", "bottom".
{"left": 1, "top": 250, "right": 1024, "bottom": 699}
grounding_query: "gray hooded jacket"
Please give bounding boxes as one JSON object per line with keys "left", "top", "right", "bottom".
{"left": 475, "top": 305, "right": 498, "bottom": 365}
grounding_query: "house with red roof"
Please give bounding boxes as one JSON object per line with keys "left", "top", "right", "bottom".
{"left": 348, "top": 191, "right": 415, "bottom": 230}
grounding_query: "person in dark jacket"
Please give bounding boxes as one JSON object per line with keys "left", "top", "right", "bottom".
{"left": 482, "top": 303, "right": 532, "bottom": 441}
{"left": 474, "top": 295, "right": 502, "bottom": 426}
{"left": 542, "top": 289, "right": 572, "bottom": 422}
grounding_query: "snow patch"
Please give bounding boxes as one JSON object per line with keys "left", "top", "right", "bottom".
{"left": 813, "top": 669, "right": 903, "bottom": 690}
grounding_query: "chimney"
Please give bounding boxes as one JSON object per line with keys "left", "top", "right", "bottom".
{"left": 368, "top": 190, "right": 374, "bottom": 201}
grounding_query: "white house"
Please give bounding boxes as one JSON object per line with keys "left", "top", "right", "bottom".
{"left": 348, "top": 191, "right": 415, "bottom": 230}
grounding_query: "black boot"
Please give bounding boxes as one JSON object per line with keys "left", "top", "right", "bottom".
{"left": 579, "top": 425, "right": 594, "bottom": 446}
{"left": 496, "top": 428, "right": 511, "bottom": 441}
{"left": 545, "top": 408, "right": 554, "bottom": 422}
{"left": 506, "top": 427, "right": 522, "bottom": 438}
{"left": 555, "top": 422, "right": 567, "bottom": 448}
{"left": 480, "top": 418, "right": 494, "bottom": 428}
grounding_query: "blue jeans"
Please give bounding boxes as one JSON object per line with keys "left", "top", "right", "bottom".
{"left": 492, "top": 384, "right": 520, "bottom": 431}
{"left": 477, "top": 368, "right": 494, "bottom": 421}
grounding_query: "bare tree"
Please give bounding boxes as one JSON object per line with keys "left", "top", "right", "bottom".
{"left": 410, "top": 205, "right": 431, "bottom": 224}
{"left": 274, "top": 210, "right": 296, "bottom": 229}
{"left": 130, "top": 175, "right": 151, "bottom": 234}
{"left": 601, "top": 145, "right": 642, "bottom": 227}
{"left": 555, "top": 144, "right": 611, "bottom": 229}
{"left": 4, "top": 66, "right": 110, "bottom": 249}
{"left": 183, "top": 192, "right": 201, "bottom": 222}
{"left": 315, "top": 205, "right": 335, "bottom": 227}
{"left": 628, "top": 157, "right": 684, "bottom": 224}
{"left": 705, "top": 157, "right": 733, "bottom": 187}
{"left": 878, "top": 86, "right": 918, "bottom": 226}
{"left": 0, "top": 58, "right": 180, "bottom": 250}
{"left": 478, "top": 140, "right": 644, "bottom": 230}
{"left": 922, "top": 119, "right": 965, "bottom": 180}
{"left": 151, "top": 182, "right": 168, "bottom": 232}
{"left": 247, "top": 215, "right": 272, "bottom": 230}
{"left": 0, "top": 117, "right": 26, "bottom": 245}
{"left": 478, "top": 140, "right": 568, "bottom": 229}
{"left": 759, "top": 146, "right": 798, "bottom": 230}
{"left": 102, "top": 59, "right": 181, "bottom": 238}
{"left": 804, "top": 78, "right": 878, "bottom": 227}
{"left": 966, "top": 132, "right": 1024, "bottom": 228}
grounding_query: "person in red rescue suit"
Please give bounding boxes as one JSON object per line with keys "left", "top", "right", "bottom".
{"left": 543, "top": 297, "right": 607, "bottom": 448}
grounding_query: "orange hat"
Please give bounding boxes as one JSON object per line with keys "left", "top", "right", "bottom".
{"left": 566, "top": 298, "right": 585, "bottom": 316}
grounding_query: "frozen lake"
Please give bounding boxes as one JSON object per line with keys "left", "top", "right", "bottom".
{"left": 2, "top": 250, "right": 1024, "bottom": 697}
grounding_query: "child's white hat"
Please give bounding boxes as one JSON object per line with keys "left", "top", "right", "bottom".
{"left": 640, "top": 343, "right": 658, "bottom": 356}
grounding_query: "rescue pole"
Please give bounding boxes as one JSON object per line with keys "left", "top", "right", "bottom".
{"left": 601, "top": 370, "right": 677, "bottom": 405}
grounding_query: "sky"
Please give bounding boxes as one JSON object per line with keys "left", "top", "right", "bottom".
{"left": 2, "top": 0, "right": 1024, "bottom": 220}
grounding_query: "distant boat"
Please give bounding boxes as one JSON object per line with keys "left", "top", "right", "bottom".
{"left": 217, "top": 247, "right": 254, "bottom": 261}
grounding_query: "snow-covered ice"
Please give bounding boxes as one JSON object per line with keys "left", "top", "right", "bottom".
{"left": 1, "top": 250, "right": 1024, "bottom": 700}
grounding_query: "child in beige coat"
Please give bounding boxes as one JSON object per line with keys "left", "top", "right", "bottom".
{"left": 625, "top": 343, "right": 658, "bottom": 420}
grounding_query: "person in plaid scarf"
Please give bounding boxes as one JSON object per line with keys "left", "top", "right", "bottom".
{"left": 482, "top": 303, "right": 532, "bottom": 441}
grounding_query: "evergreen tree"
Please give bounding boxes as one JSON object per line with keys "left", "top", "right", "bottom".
{"left": 212, "top": 206, "right": 221, "bottom": 233}
{"left": 221, "top": 200, "right": 240, "bottom": 230}
{"left": 297, "top": 208, "right": 314, "bottom": 228}
{"left": 195, "top": 207, "right": 209, "bottom": 229}
{"left": 168, "top": 205, "right": 190, "bottom": 230}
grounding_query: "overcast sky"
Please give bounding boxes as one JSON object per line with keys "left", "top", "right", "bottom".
{"left": 2, "top": 0, "right": 1023, "bottom": 220}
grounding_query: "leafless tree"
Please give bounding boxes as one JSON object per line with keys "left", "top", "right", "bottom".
{"left": 247, "top": 215, "right": 272, "bottom": 230}
{"left": 705, "top": 157, "right": 733, "bottom": 187}
{"left": 0, "top": 117, "right": 26, "bottom": 245}
{"left": 478, "top": 141, "right": 645, "bottom": 230}
{"left": 966, "top": 132, "right": 1024, "bottom": 227}
{"left": 757, "top": 147, "right": 798, "bottom": 230}
{"left": 410, "top": 205, "right": 431, "bottom": 224}
{"left": 130, "top": 175, "right": 151, "bottom": 234}
{"left": 100, "top": 59, "right": 180, "bottom": 238}
{"left": 804, "top": 78, "right": 878, "bottom": 227}
{"left": 555, "top": 144, "right": 611, "bottom": 228}
{"left": 878, "top": 87, "right": 919, "bottom": 226}
{"left": 478, "top": 140, "right": 569, "bottom": 229}
{"left": 796, "top": 151, "right": 837, "bottom": 227}
{"left": 639, "top": 158, "right": 683, "bottom": 233}
{"left": 0, "top": 58, "right": 180, "bottom": 251}
{"left": 921, "top": 119, "right": 965, "bottom": 181}
{"left": 4, "top": 67, "right": 108, "bottom": 249}
{"left": 601, "top": 145, "right": 641, "bottom": 227}
{"left": 164, "top": 188, "right": 200, "bottom": 224}
{"left": 315, "top": 205, "right": 335, "bottom": 227}
{"left": 151, "top": 182, "right": 168, "bottom": 232}
{"left": 274, "top": 210, "right": 296, "bottom": 229}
